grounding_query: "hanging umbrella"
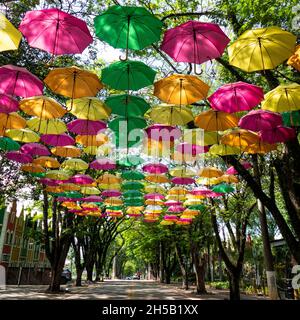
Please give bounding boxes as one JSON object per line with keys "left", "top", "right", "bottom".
{"left": 199, "top": 167, "right": 224, "bottom": 178}
{"left": 282, "top": 110, "right": 300, "bottom": 127}
{"left": 90, "top": 159, "right": 116, "bottom": 170}
{"left": 169, "top": 167, "right": 195, "bottom": 177}
{"left": 19, "top": 8, "right": 92, "bottom": 55}
{"left": 146, "top": 174, "right": 169, "bottom": 183}
{"left": 109, "top": 116, "right": 147, "bottom": 132}
{"left": 6, "top": 128, "right": 40, "bottom": 143}
{"left": 226, "top": 162, "right": 252, "bottom": 175}
{"left": 40, "top": 133, "right": 74, "bottom": 146}
{"left": 97, "top": 173, "right": 121, "bottom": 185}
{"left": 228, "top": 27, "right": 297, "bottom": 72}
{"left": 67, "top": 119, "right": 106, "bottom": 135}
{"left": 144, "top": 193, "right": 165, "bottom": 200}
{"left": 261, "top": 83, "right": 300, "bottom": 113}
{"left": 101, "top": 60, "right": 156, "bottom": 90}
{"left": 117, "top": 155, "right": 144, "bottom": 167}
{"left": 33, "top": 156, "right": 60, "bottom": 168}
{"left": 102, "top": 190, "right": 122, "bottom": 198}
{"left": 143, "top": 163, "right": 168, "bottom": 174}
{"left": 0, "top": 112, "right": 26, "bottom": 130}
{"left": 0, "top": 93, "right": 19, "bottom": 113}
{"left": 221, "top": 129, "right": 260, "bottom": 149}
{"left": 69, "top": 174, "right": 95, "bottom": 185}
{"left": 81, "top": 186, "right": 101, "bottom": 195}
{"left": 219, "top": 175, "right": 239, "bottom": 184}
{"left": 75, "top": 134, "right": 108, "bottom": 147}
{"left": 208, "top": 82, "right": 264, "bottom": 113}
{"left": 83, "top": 146, "right": 99, "bottom": 156}
{"left": 39, "top": 178, "right": 64, "bottom": 186}
{"left": 51, "top": 145, "right": 81, "bottom": 158}
{"left": 195, "top": 109, "right": 238, "bottom": 132}
{"left": 208, "top": 143, "right": 241, "bottom": 156}
{"left": 260, "top": 126, "right": 296, "bottom": 143}
{"left": 44, "top": 66, "right": 103, "bottom": 99}
{"left": 19, "top": 96, "right": 66, "bottom": 119}
{"left": 145, "top": 124, "right": 181, "bottom": 142}
{"left": 150, "top": 105, "right": 194, "bottom": 126}
{"left": 154, "top": 74, "right": 209, "bottom": 105}
{"left": 67, "top": 97, "right": 111, "bottom": 120}
{"left": 168, "top": 187, "right": 187, "bottom": 195}
{"left": 183, "top": 130, "right": 219, "bottom": 146}
{"left": 82, "top": 195, "right": 103, "bottom": 202}
{"left": 0, "top": 65, "right": 43, "bottom": 97}
{"left": 122, "top": 181, "right": 144, "bottom": 190}
{"left": 176, "top": 143, "right": 209, "bottom": 156}
{"left": 105, "top": 94, "right": 150, "bottom": 117}
{"left": 21, "top": 163, "right": 45, "bottom": 173}
{"left": 123, "top": 190, "right": 144, "bottom": 199}
{"left": 21, "top": 142, "right": 50, "bottom": 156}
{"left": 287, "top": 44, "right": 300, "bottom": 71}
{"left": 144, "top": 184, "right": 165, "bottom": 194}
{"left": 27, "top": 118, "right": 67, "bottom": 134}
{"left": 0, "top": 13, "right": 22, "bottom": 52}
{"left": 0, "top": 137, "right": 20, "bottom": 151}
{"left": 161, "top": 20, "right": 229, "bottom": 65}
{"left": 121, "top": 171, "right": 145, "bottom": 180}
{"left": 61, "top": 158, "right": 89, "bottom": 171}
{"left": 99, "top": 183, "right": 121, "bottom": 190}
{"left": 60, "top": 183, "right": 81, "bottom": 192}
{"left": 6, "top": 151, "right": 33, "bottom": 163}
{"left": 171, "top": 177, "right": 195, "bottom": 185}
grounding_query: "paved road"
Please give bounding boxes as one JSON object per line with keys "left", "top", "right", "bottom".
{"left": 0, "top": 280, "right": 268, "bottom": 300}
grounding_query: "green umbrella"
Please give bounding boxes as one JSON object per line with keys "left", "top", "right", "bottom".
{"left": 94, "top": 5, "right": 162, "bottom": 55}
{"left": 188, "top": 204, "right": 206, "bottom": 211}
{"left": 212, "top": 183, "right": 234, "bottom": 194}
{"left": 106, "top": 205, "right": 123, "bottom": 210}
{"left": 121, "top": 170, "right": 145, "bottom": 180}
{"left": 123, "top": 190, "right": 144, "bottom": 198}
{"left": 109, "top": 116, "right": 147, "bottom": 132}
{"left": 282, "top": 111, "right": 300, "bottom": 127}
{"left": 124, "top": 199, "right": 144, "bottom": 206}
{"left": 105, "top": 94, "right": 150, "bottom": 117}
{"left": 56, "top": 191, "right": 83, "bottom": 198}
{"left": 114, "top": 133, "right": 143, "bottom": 149}
{"left": 29, "top": 172, "right": 46, "bottom": 178}
{"left": 101, "top": 60, "right": 156, "bottom": 90}
{"left": 117, "top": 155, "right": 144, "bottom": 167}
{"left": 122, "top": 181, "right": 144, "bottom": 190}
{"left": 0, "top": 137, "right": 20, "bottom": 151}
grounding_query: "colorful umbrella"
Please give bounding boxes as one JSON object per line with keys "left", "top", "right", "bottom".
{"left": 117, "top": 155, "right": 144, "bottom": 167}
{"left": 82, "top": 195, "right": 103, "bottom": 202}
{"left": 51, "top": 145, "right": 81, "bottom": 158}
{"left": 0, "top": 65, "right": 43, "bottom": 97}
{"left": 27, "top": 118, "right": 67, "bottom": 134}
{"left": 20, "top": 142, "right": 50, "bottom": 156}
{"left": 21, "top": 163, "right": 45, "bottom": 173}
{"left": 143, "top": 163, "right": 168, "bottom": 174}
{"left": 0, "top": 137, "right": 20, "bottom": 151}
{"left": 176, "top": 143, "right": 209, "bottom": 156}
{"left": 168, "top": 186, "right": 187, "bottom": 195}
{"left": 121, "top": 171, "right": 145, "bottom": 180}
{"left": 97, "top": 173, "right": 121, "bottom": 185}
{"left": 19, "top": 8, "right": 93, "bottom": 55}
{"left": 208, "top": 144, "right": 241, "bottom": 156}
{"left": 221, "top": 129, "right": 260, "bottom": 148}
{"left": 212, "top": 183, "right": 235, "bottom": 193}
{"left": 219, "top": 175, "right": 239, "bottom": 184}
{"left": 0, "top": 13, "right": 22, "bottom": 52}
{"left": 67, "top": 119, "right": 106, "bottom": 135}
{"left": 61, "top": 158, "right": 89, "bottom": 171}
{"left": 208, "top": 82, "right": 264, "bottom": 113}
{"left": 6, "top": 128, "right": 40, "bottom": 143}
{"left": 6, "top": 151, "right": 33, "bottom": 163}
{"left": 228, "top": 27, "right": 297, "bottom": 72}
{"left": 146, "top": 174, "right": 169, "bottom": 183}
{"left": 226, "top": 162, "right": 252, "bottom": 175}
{"left": 154, "top": 74, "right": 209, "bottom": 105}
{"left": 0, "top": 112, "right": 26, "bottom": 130}
{"left": 287, "top": 44, "right": 300, "bottom": 71}
{"left": 282, "top": 110, "right": 300, "bottom": 127}
{"left": 69, "top": 174, "right": 94, "bottom": 185}
{"left": 0, "top": 93, "right": 19, "bottom": 113}
{"left": 244, "top": 141, "right": 277, "bottom": 154}
{"left": 182, "top": 130, "right": 219, "bottom": 146}
{"left": 260, "top": 126, "right": 296, "bottom": 143}
{"left": 145, "top": 124, "right": 181, "bottom": 142}
{"left": 40, "top": 133, "right": 74, "bottom": 146}
{"left": 90, "top": 159, "right": 116, "bottom": 170}
{"left": 44, "top": 66, "right": 103, "bottom": 99}
{"left": 109, "top": 116, "right": 147, "bottom": 131}
{"left": 123, "top": 190, "right": 144, "bottom": 199}
{"left": 101, "top": 60, "right": 156, "bottom": 90}
{"left": 102, "top": 190, "right": 122, "bottom": 198}
{"left": 75, "top": 134, "right": 108, "bottom": 147}
{"left": 144, "top": 193, "right": 164, "bottom": 200}
{"left": 199, "top": 167, "right": 223, "bottom": 178}
{"left": 19, "top": 96, "right": 66, "bottom": 119}
{"left": 161, "top": 20, "right": 229, "bottom": 65}
{"left": 171, "top": 177, "right": 195, "bottom": 185}
{"left": 150, "top": 105, "right": 194, "bottom": 126}
{"left": 122, "top": 181, "right": 144, "bottom": 190}
{"left": 33, "top": 156, "right": 60, "bottom": 168}
{"left": 169, "top": 167, "right": 195, "bottom": 177}
{"left": 144, "top": 184, "right": 165, "bottom": 194}
{"left": 81, "top": 186, "right": 101, "bottom": 195}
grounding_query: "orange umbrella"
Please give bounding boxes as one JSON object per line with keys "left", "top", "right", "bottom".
{"left": 145, "top": 174, "right": 169, "bottom": 183}
{"left": 20, "top": 163, "right": 46, "bottom": 173}
{"left": 51, "top": 146, "right": 81, "bottom": 158}
{"left": 33, "top": 156, "right": 60, "bottom": 168}
{"left": 221, "top": 129, "right": 260, "bottom": 149}
{"left": 60, "top": 183, "right": 81, "bottom": 191}
{"left": 198, "top": 167, "right": 224, "bottom": 178}
{"left": 244, "top": 141, "right": 277, "bottom": 154}
{"left": 0, "top": 112, "right": 26, "bottom": 131}
{"left": 75, "top": 134, "right": 108, "bottom": 146}
{"left": 219, "top": 174, "right": 239, "bottom": 184}
{"left": 97, "top": 173, "right": 121, "bottom": 185}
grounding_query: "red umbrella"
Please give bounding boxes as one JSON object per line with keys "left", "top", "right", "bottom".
{"left": 20, "top": 142, "right": 50, "bottom": 156}
{"left": 171, "top": 177, "right": 195, "bottom": 185}
{"left": 69, "top": 174, "right": 94, "bottom": 185}
{"left": 0, "top": 93, "right": 19, "bottom": 113}
{"left": 6, "top": 151, "right": 33, "bottom": 163}
{"left": 260, "top": 126, "right": 296, "bottom": 143}
{"left": 0, "top": 65, "right": 43, "bottom": 97}
{"left": 67, "top": 119, "right": 106, "bottom": 135}
{"left": 142, "top": 163, "right": 169, "bottom": 174}
{"left": 19, "top": 8, "right": 93, "bottom": 55}
{"left": 40, "top": 133, "right": 75, "bottom": 146}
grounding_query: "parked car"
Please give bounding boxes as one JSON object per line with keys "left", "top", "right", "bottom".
{"left": 61, "top": 269, "right": 72, "bottom": 284}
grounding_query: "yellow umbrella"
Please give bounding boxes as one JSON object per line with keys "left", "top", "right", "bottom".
{"left": 261, "top": 83, "right": 300, "bottom": 112}
{"left": 145, "top": 174, "right": 169, "bottom": 183}
{"left": 182, "top": 209, "right": 200, "bottom": 216}
{"left": 228, "top": 26, "right": 296, "bottom": 72}
{"left": 104, "top": 197, "right": 123, "bottom": 206}
{"left": 209, "top": 144, "right": 241, "bottom": 156}
{"left": 145, "top": 199, "right": 164, "bottom": 206}
{"left": 80, "top": 186, "right": 100, "bottom": 195}
{"left": 169, "top": 167, "right": 195, "bottom": 177}
{"left": 75, "top": 134, "right": 108, "bottom": 147}
{"left": 143, "top": 139, "right": 173, "bottom": 158}
{"left": 51, "top": 146, "right": 81, "bottom": 158}
{"left": 184, "top": 199, "right": 204, "bottom": 206}
{"left": 220, "top": 129, "right": 260, "bottom": 149}
{"left": 196, "top": 177, "right": 221, "bottom": 186}
{"left": 219, "top": 174, "right": 239, "bottom": 184}
{"left": 166, "top": 194, "right": 186, "bottom": 201}
{"left": 150, "top": 104, "right": 194, "bottom": 126}
{"left": 126, "top": 206, "right": 144, "bottom": 214}
{"left": 160, "top": 220, "right": 174, "bottom": 225}
{"left": 171, "top": 151, "right": 198, "bottom": 163}
{"left": 44, "top": 66, "right": 103, "bottom": 99}
{"left": 195, "top": 109, "right": 239, "bottom": 132}
{"left": 183, "top": 130, "right": 220, "bottom": 146}
{"left": 97, "top": 174, "right": 121, "bottom": 185}
{"left": 61, "top": 202, "right": 81, "bottom": 209}
{"left": 95, "top": 145, "right": 112, "bottom": 156}
{"left": 68, "top": 97, "right": 111, "bottom": 120}
{"left": 0, "top": 112, "right": 26, "bottom": 130}
{"left": 168, "top": 186, "right": 187, "bottom": 195}
{"left": 98, "top": 183, "right": 121, "bottom": 190}
{"left": 27, "top": 118, "right": 67, "bottom": 134}
{"left": 144, "top": 185, "right": 165, "bottom": 194}
{"left": 61, "top": 158, "right": 89, "bottom": 171}
{"left": 6, "top": 128, "right": 40, "bottom": 143}
{"left": 0, "top": 13, "right": 21, "bottom": 52}
{"left": 33, "top": 156, "right": 60, "bottom": 168}
{"left": 81, "top": 203, "right": 98, "bottom": 209}
{"left": 45, "top": 186, "right": 64, "bottom": 193}
{"left": 154, "top": 74, "right": 209, "bottom": 105}
{"left": 245, "top": 141, "right": 277, "bottom": 154}
{"left": 186, "top": 194, "right": 205, "bottom": 200}
{"left": 198, "top": 167, "right": 224, "bottom": 178}
{"left": 60, "top": 183, "right": 81, "bottom": 191}
{"left": 19, "top": 96, "right": 66, "bottom": 119}
{"left": 20, "top": 163, "right": 46, "bottom": 173}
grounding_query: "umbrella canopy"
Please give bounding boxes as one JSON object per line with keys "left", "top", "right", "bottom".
{"left": 68, "top": 97, "right": 111, "bottom": 120}
{"left": 221, "top": 129, "right": 260, "bottom": 148}
{"left": 121, "top": 171, "right": 145, "bottom": 180}
{"left": 105, "top": 94, "right": 150, "bottom": 117}
{"left": 261, "top": 83, "right": 300, "bottom": 113}
{"left": 150, "top": 105, "right": 194, "bottom": 126}
{"left": 0, "top": 93, "right": 19, "bottom": 113}
{"left": 169, "top": 167, "right": 195, "bottom": 177}
{"left": 81, "top": 186, "right": 101, "bottom": 195}
{"left": 183, "top": 130, "right": 219, "bottom": 146}
{"left": 51, "top": 145, "right": 81, "bottom": 158}
{"left": 144, "top": 193, "right": 164, "bottom": 200}
{"left": 102, "top": 190, "right": 122, "bottom": 197}
{"left": 0, "top": 137, "right": 20, "bottom": 151}
{"left": 154, "top": 74, "right": 209, "bottom": 105}
{"left": 6, "top": 151, "right": 33, "bottom": 163}
{"left": 94, "top": 5, "right": 162, "bottom": 50}
{"left": 117, "top": 155, "right": 144, "bottom": 167}
{"left": 226, "top": 162, "right": 252, "bottom": 175}
{"left": 144, "top": 184, "right": 165, "bottom": 194}
{"left": 61, "top": 158, "right": 89, "bottom": 171}
{"left": 145, "top": 124, "right": 181, "bottom": 142}
{"left": 239, "top": 109, "right": 282, "bottom": 132}
{"left": 0, "top": 112, "right": 26, "bottom": 130}
{"left": 19, "top": 8, "right": 92, "bottom": 55}
{"left": 21, "top": 142, "right": 50, "bottom": 156}
{"left": 208, "top": 82, "right": 264, "bottom": 113}
{"left": 161, "top": 20, "right": 229, "bottom": 65}
{"left": 143, "top": 163, "right": 168, "bottom": 174}
{"left": 199, "top": 167, "right": 224, "bottom": 178}
{"left": 209, "top": 143, "right": 241, "bottom": 156}
{"left": 19, "top": 96, "right": 66, "bottom": 119}
{"left": 45, "top": 170, "right": 71, "bottom": 180}
{"left": 75, "top": 134, "right": 108, "bottom": 147}
{"left": 212, "top": 183, "right": 235, "bottom": 193}
{"left": 228, "top": 26, "right": 297, "bottom": 72}
{"left": 287, "top": 44, "right": 300, "bottom": 71}
{"left": 0, "top": 65, "right": 43, "bottom": 97}
{"left": 33, "top": 156, "right": 60, "bottom": 168}
{"left": 21, "top": 163, "right": 45, "bottom": 173}
{"left": 109, "top": 116, "right": 147, "bottom": 132}
{"left": 146, "top": 174, "right": 169, "bottom": 183}
{"left": 27, "top": 118, "right": 67, "bottom": 135}
{"left": 219, "top": 174, "right": 239, "bottom": 184}
{"left": 90, "top": 159, "right": 116, "bottom": 170}
{"left": 171, "top": 177, "right": 195, "bottom": 185}
{"left": 41, "top": 133, "right": 74, "bottom": 146}
{"left": 97, "top": 173, "right": 121, "bottom": 185}
{"left": 123, "top": 190, "right": 144, "bottom": 199}
{"left": 168, "top": 187, "right": 187, "bottom": 195}
{"left": 44, "top": 66, "right": 103, "bottom": 99}
{"left": 122, "top": 181, "right": 144, "bottom": 190}
{"left": 176, "top": 143, "right": 209, "bottom": 156}
{"left": 282, "top": 110, "right": 300, "bottom": 127}
{"left": 0, "top": 13, "right": 22, "bottom": 52}
{"left": 68, "top": 119, "right": 106, "bottom": 135}
{"left": 101, "top": 60, "right": 156, "bottom": 91}
{"left": 244, "top": 141, "right": 277, "bottom": 154}
{"left": 260, "top": 126, "right": 296, "bottom": 143}
{"left": 195, "top": 109, "right": 239, "bottom": 131}
{"left": 69, "top": 174, "right": 94, "bottom": 185}
{"left": 6, "top": 128, "right": 40, "bottom": 143}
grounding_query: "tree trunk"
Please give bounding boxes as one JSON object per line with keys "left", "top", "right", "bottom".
{"left": 175, "top": 244, "right": 189, "bottom": 290}
{"left": 76, "top": 268, "right": 84, "bottom": 287}
{"left": 159, "top": 241, "right": 165, "bottom": 283}
{"left": 191, "top": 243, "right": 207, "bottom": 294}
{"left": 227, "top": 269, "right": 241, "bottom": 300}
{"left": 86, "top": 261, "right": 94, "bottom": 282}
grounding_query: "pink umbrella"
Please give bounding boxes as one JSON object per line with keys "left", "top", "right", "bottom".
{"left": 82, "top": 195, "right": 103, "bottom": 202}
{"left": 171, "top": 177, "right": 195, "bottom": 185}
{"left": 189, "top": 187, "right": 211, "bottom": 196}
{"left": 128, "top": 213, "right": 143, "bottom": 217}
{"left": 226, "top": 162, "right": 252, "bottom": 175}
{"left": 144, "top": 193, "right": 165, "bottom": 200}
{"left": 239, "top": 110, "right": 282, "bottom": 132}
{"left": 90, "top": 159, "right": 116, "bottom": 170}
{"left": 161, "top": 21, "right": 230, "bottom": 65}
{"left": 68, "top": 119, "right": 106, "bottom": 135}
{"left": 142, "top": 163, "right": 168, "bottom": 174}
{"left": 69, "top": 174, "right": 94, "bottom": 185}
{"left": 260, "top": 126, "right": 296, "bottom": 144}
{"left": 0, "top": 94, "right": 19, "bottom": 113}
{"left": 167, "top": 205, "right": 185, "bottom": 213}
{"left": 20, "top": 142, "right": 50, "bottom": 156}
{"left": 0, "top": 65, "right": 43, "bottom": 98}
{"left": 82, "top": 207, "right": 99, "bottom": 212}
{"left": 40, "top": 133, "right": 74, "bottom": 146}
{"left": 39, "top": 178, "right": 64, "bottom": 186}
{"left": 178, "top": 218, "right": 193, "bottom": 223}
{"left": 101, "top": 190, "right": 122, "bottom": 197}
{"left": 164, "top": 215, "right": 179, "bottom": 221}
{"left": 176, "top": 143, "right": 209, "bottom": 155}
{"left": 165, "top": 200, "right": 182, "bottom": 206}
{"left": 57, "top": 197, "right": 82, "bottom": 202}
{"left": 208, "top": 82, "right": 264, "bottom": 113}
{"left": 6, "top": 151, "right": 33, "bottom": 163}
{"left": 145, "top": 124, "right": 181, "bottom": 141}
{"left": 19, "top": 8, "right": 93, "bottom": 55}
